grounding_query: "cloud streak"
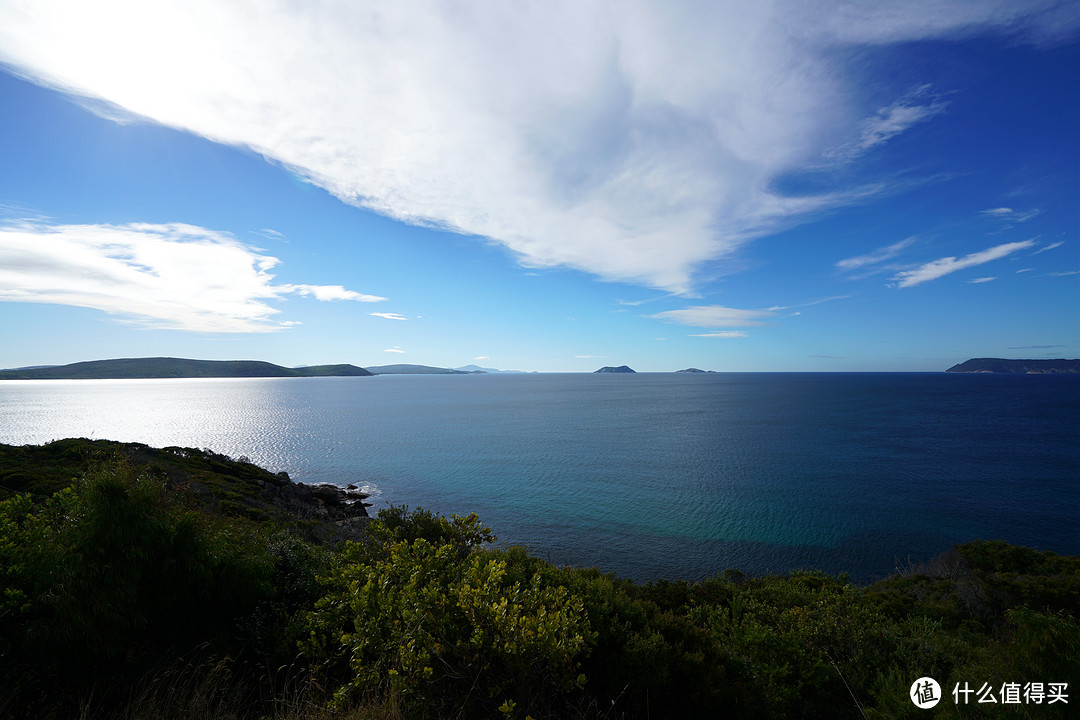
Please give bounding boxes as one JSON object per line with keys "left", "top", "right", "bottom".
{"left": 828, "top": 88, "right": 948, "bottom": 160}
{"left": 690, "top": 331, "right": 748, "bottom": 338}
{"left": 836, "top": 238, "right": 917, "bottom": 271}
{"left": 0, "top": 2, "right": 1074, "bottom": 293}
{"left": 650, "top": 305, "right": 776, "bottom": 328}
{"left": 890, "top": 240, "right": 1035, "bottom": 287}
{"left": 0, "top": 220, "right": 383, "bottom": 332}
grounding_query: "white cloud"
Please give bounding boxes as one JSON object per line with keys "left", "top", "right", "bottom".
{"left": 650, "top": 305, "right": 776, "bottom": 328}
{"left": 369, "top": 312, "right": 408, "bottom": 321}
{"left": 981, "top": 207, "right": 1040, "bottom": 222}
{"left": 890, "top": 240, "right": 1035, "bottom": 287}
{"left": 255, "top": 228, "right": 286, "bottom": 242}
{"left": 384, "top": 347, "right": 406, "bottom": 354}
{"left": 1033, "top": 241, "right": 1064, "bottom": 255}
{"left": 967, "top": 276, "right": 996, "bottom": 283}
{"left": 768, "top": 295, "right": 852, "bottom": 311}
{"left": 286, "top": 284, "right": 386, "bottom": 303}
{"left": 1, "top": 2, "right": 1072, "bottom": 293}
{"left": 836, "top": 237, "right": 917, "bottom": 271}
{"left": 0, "top": 220, "right": 382, "bottom": 331}
{"left": 829, "top": 89, "right": 948, "bottom": 160}
{"left": 690, "top": 331, "right": 748, "bottom": 338}
{"left": 473, "top": 356, "right": 490, "bottom": 361}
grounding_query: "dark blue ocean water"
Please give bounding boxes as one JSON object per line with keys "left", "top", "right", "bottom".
{"left": 1, "top": 372, "right": 1077, "bottom": 582}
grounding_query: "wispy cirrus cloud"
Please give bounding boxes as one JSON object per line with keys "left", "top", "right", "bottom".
{"left": 890, "top": 240, "right": 1035, "bottom": 287}
{"left": 979, "top": 207, "right": 1040, "bottom": 223}
{"left": 1009, "top": 345, "right": 1066, "bottom": 349}
{"left": 768, "top": 295, "right": 852, "bottom": 311}
{"left": 1033, "top": 241, "right": 1064, "bottom": 255}
{"left": 836, "top": 237, "right": 917, "bottom": 272}
{"left": 0, "top": 220, "right": 384, "bottom": 332}
{"left": 0, "top": 2, "right": 1073, "bottom": 293}
{"left": 369, "top": 312, "right": 408, "bottom": 321}
{"left": 650, "top": 305, "right": 776, "bottom": 328}
{"left": 690, "top": 331, "right": 748, "bottom": 338}
{"left": 828, "top": 88, "right": 948, "bottom": 161}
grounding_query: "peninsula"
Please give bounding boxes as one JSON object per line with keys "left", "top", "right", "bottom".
{"left": 0, "top": 357, "right": 373, "bottom": 380}
{"left": 945, "top": 358, "right": 1080, "bottom": 374}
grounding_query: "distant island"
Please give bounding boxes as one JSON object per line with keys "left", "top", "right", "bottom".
{"left": 675, "top": 368, "right": 717, "bottom": 374}
{"left": 594, "top": 365, "right": 635, "bottom": 373}
{"left": 0, "top": 357, "right": 373, "bottom": 380}
{"left": 453, "top": 364, "right": 534, "bottom": 374}
{"left": 365, "top": 364, "right": 473, "bottom": 375}
{"left": 945, "top": 358, "right": 1080, "bottom": 374}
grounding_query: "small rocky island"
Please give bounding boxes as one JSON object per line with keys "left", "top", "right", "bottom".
{"left": 675, "top": 368, "right": 717, "bottom": 374}
{"left": 945, "top": 358, "right": 1080, "bottom": 374}
{"left": 594, "top": 365, "right": 636, "bottom": 373}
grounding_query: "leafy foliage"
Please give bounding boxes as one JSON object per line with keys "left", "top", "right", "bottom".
{"left": 306, "top": 509, "right": 590, "bottom": 717}
{"left": 1, "top": 443, "right": 1077, "bottom": 719}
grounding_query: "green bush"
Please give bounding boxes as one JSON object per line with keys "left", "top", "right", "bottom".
{"left": 3, "top": 446, "right": 1078, "bottom": 720}
{"left": 0, "top": 461, "right": 278, "bottom": 713}
{"left": 305, "top": 509, "right": 591, "bottom": 718}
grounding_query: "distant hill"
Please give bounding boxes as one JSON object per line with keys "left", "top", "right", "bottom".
{"left": 594, "top": 365, "right": 635, "bottom": 374}
{"left": 292, "top": 364, "right": 374, "bottom": 377}
{"left": 453, "top": 364, "right": 532, "bottom": 374}
{"left": 675, "top": 368, "right": 717, "bottom": 374}
{"left": 0, "top": 357, "right": 373, "bottom": 380}
{"left": 364, "top": 364, "right": 471, "bottom": 375}
{"left": 945, "top": 358, "right": 1080, "bottom": 374}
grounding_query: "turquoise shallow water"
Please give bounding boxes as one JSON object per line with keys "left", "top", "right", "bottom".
{"left": 1, "top": 372, "right": 1077, "bottom": 581}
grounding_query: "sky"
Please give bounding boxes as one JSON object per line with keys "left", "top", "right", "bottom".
{"left": 0, "top": 0, "right": 1077, "bottom": 372}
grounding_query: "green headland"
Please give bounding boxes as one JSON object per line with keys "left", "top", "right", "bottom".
{"left": 1, "top": 439, "right": 1076, "bottom": 719}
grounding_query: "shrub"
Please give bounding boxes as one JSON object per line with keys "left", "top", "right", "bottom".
{"left": 0, "top": 461, "right": 277, "bottom": 713}
{"left": 305, "top": 509, "right": 591, "bottom": 718}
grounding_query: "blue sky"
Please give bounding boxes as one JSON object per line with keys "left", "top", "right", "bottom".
{"left": 0, "top": 1, "right": 1076, "bottom": 372}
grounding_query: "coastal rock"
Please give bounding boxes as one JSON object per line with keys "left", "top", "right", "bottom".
{"left": 272, "top": 480, "right": 371, "bottom": 520}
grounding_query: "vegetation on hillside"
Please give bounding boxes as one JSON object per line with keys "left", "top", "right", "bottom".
{"left": 944, "top": 358, "right": 1080, "bottom": 374}
{"left": 1, "top": 440, "right": 1076, "bottom": 719}
{"left": 0, "top": 357, "right": 373, "bottom": 380}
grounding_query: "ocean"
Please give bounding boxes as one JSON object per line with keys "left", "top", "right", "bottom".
{"left": 1, "top": 372, "right": 1077, "bottom": 582}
